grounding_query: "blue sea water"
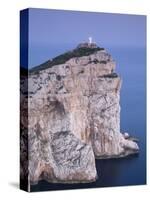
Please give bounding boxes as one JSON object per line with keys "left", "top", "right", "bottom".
{"left": 31, "top": 47, "right": 146, "bottom": 192}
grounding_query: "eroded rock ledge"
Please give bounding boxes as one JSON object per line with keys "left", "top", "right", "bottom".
{"left": 20, "top": 43, "right": 139, "bottom": 185}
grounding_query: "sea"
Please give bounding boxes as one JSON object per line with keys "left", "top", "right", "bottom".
{"left": 31, "top": 46, "right": 146, "bottom": 192}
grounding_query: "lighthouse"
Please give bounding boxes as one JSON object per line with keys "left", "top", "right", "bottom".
{"left": 88, "top": 37, "right": 92, "bottom": 44}
{"left": 77, "top": 37, "right": 97, "bottom": 48}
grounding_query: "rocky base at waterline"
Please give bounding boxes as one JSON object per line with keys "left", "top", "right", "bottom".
{"left": 95, "top": 133, "right": 139, "bottom": 159}
{"left": 20, "top": 42, "right": 139, "bottom": 185}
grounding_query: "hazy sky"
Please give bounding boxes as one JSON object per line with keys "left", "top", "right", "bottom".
{"left": 27, "top": 8, "right": 146, "bottom": 68}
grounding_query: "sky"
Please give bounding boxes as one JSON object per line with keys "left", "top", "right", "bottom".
{"left": 26, "top": 8, "right": 146, "bottom": 68}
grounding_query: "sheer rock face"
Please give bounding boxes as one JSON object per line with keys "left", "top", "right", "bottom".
{"left": 20, "top": 47, "right": 139, "bottom": 185}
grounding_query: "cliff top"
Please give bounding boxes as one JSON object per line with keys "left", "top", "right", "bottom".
{"left": 29, "top": 42, "right": 105, "bottom": 74}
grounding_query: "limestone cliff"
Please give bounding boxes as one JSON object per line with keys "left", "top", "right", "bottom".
{"left": 20, "top": 43, "right": 139, "bottom": 186}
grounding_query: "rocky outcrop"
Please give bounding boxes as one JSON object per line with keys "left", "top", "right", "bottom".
{"left": 20, "top": 43, "right": 139, "bottom": 185}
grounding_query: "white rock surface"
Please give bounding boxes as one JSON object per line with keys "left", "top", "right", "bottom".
{"left": 20, "top": 44, "right": 139, "bottom": 185}
{"left": 124, "top": 132, "right": 130, "bottom": 139}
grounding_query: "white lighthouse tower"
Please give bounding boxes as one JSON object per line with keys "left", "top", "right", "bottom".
{"left": 88, "top": 36, "right": 92, "bottom": 44}
{"left": 88, "top": 36, "right": 97, "bottom": 48}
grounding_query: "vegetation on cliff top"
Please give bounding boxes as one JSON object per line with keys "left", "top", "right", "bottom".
{"left": 29, "top": 47, "right": 104, "bottom": 74}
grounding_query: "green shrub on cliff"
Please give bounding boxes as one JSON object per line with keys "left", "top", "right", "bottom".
{"left": 30, "top": 47, "right": 104, "bottom": 74}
